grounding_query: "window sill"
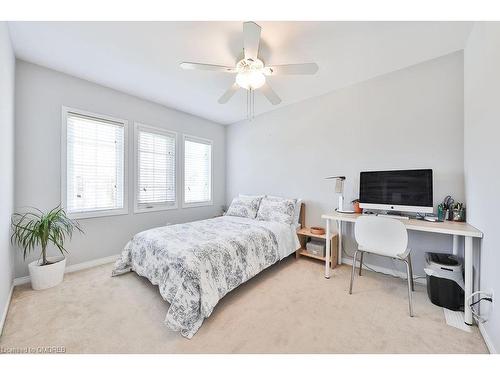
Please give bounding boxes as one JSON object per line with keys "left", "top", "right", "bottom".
{"left": 68, "top": 207, "right": 129, "bottom": 220}
{"left": 182, "top": 201, "right": 213, "bottom": 209}
{"left": 134, "top": 204, "right": 178, "bottom": 214}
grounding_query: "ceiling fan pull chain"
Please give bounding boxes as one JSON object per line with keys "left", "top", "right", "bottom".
{"left": 252, "top": 89, "right": 255, "bottom": 120}
{"left": 249, "top": 89, "right": 252, "bottom": 120}
{"left": 248, "top": 88, "right": 254, "bottom": 121}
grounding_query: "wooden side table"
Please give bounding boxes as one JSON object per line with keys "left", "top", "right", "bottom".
{"left": 296, "top": 227, "right": 338, "bottom": 269}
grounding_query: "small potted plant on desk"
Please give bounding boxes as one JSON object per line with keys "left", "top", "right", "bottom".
{"left": 11, "top": 206, "right": 83, "bottom": 290}
{"left": 352, "top": 199, "right": 363, "bottom": 213}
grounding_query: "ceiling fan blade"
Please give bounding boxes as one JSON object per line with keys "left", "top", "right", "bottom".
{"left": 180, "top": 62, "right": 236, "bottom": 73}
{"left": 243, "top": 22, "right": 261, "bottom": 61}
{"left": 260, "top": 82, "right": 281, "bottom": 105}
{"left": 263, "top": 63, "right": 319, "bottom": 76}
{"left": 218, "top": 83, "right": 240, "bottom": 104}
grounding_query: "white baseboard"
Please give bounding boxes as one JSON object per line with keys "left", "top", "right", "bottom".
{"left": 13, "top": 275, "right": 30, "bottom": 286}
{"left": 0, "top": 283, "right": 14, "bottom": 336}
{"left": 479, "top": 321, "right": 497, "bottom": 354}
{"left": 341, "top": 256, "right": 427, "bottom": 285}
{"left": 13, "top": 254, "right": 120, "bottom": 286}
{"left": 65, "top": 254, "right": 120, "bottom": 273}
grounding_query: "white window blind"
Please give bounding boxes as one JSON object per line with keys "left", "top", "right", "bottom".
{"left": 136, "top": 126, "right": 176, "bottom": 209}
{"left": 184, "top": 136, "right": 212, "bottom": 205}
{"left": 66, "top": 111, "right": 125, "bottom": 215}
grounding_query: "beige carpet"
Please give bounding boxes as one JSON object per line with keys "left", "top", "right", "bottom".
{"left": 0, "top": 256, "right": 488, "bottom": 353}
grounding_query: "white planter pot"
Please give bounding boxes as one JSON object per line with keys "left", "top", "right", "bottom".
{"left": 28, "top": 256, "right": 66, "bottom": 290}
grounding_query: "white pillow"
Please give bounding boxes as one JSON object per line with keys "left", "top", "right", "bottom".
{"left": 239, "top": 193, "right": 265, "bottom": 200}
{"left": 257, "top": 197, "right": 297, "bottom": 225}
{"left": 266, "top": 195, "right": 302, "bottom": 226}
{"left": 294, "top": 198, "right": 303, "bottom": 227}
{"left": 226, "top": 196, "right": 263, "bottom": 219}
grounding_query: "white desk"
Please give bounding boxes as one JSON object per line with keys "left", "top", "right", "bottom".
{"left": 322, "top": 211, "right": 483, "bottom": 325}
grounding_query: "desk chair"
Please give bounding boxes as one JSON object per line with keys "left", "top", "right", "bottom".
{"left": 350, "top": 216, "right": 415, "bottom": 317}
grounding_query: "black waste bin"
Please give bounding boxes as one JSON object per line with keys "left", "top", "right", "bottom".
{"left": 424, "top": 252, "right": 464, "bottom": 311}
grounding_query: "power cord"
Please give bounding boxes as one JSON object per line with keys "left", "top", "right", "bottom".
{"left": 467, "top": 291, "right": 494, "bottom": 323}
{"left": 469, "top": 297, "right": 493, "bottom": 307}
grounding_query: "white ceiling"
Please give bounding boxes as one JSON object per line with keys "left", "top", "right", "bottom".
{"left": 8, "top": 22, "right": 473, "bottom": 125}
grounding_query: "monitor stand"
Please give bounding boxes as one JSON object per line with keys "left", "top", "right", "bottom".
{"left": 376, "top": 211, "right": 410, "bottom": 220}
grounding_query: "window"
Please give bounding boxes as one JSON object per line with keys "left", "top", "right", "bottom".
{"left": 134, "top": 124, "right": 177, "bottom": 212}
{"left": 183, "top": 135, "right": 213, "bottom": 207}
{"left": 62, "top": 107, "right": 128, "bottom": 219}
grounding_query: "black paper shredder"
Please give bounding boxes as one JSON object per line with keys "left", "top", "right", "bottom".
{"left": 424, "top": 252, "right": 464, "bottom": 311}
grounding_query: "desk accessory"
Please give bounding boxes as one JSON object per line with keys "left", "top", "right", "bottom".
{"left": 306, "top": 239, "right": 326, "bottom": 257}
{"left": 326, "top": 175, "right": 354, "bottom": 213}
{"left": 452, "top": 202, "right": 466, "bottom": 222}
{"left": 352, "top": 199, "right": 363, "bottom": 213}
{"left": 326, "top": 175, "right": 345, "bottom": 210}
{"left": 310, "top": 226, "right": 325, "bottom": 235}
{"left": 442, "top": 195, "right": 455, "bottom": 220}
{"left": 437, "top": 204, "right": 447, "bottom": 221}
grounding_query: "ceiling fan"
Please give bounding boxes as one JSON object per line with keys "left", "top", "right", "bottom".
{"left": 180, "top": 21, "right": 319, "bottom": 119}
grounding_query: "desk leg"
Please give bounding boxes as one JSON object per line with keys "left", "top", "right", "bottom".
{"left": 464, "top": 236, "right": 473, "bottom": 325}
{"left": 452, "top": 235, "right": 459, "bottom": 256}
{"left": 337, "top": 220, "right": 342, "bottom": 265}
{"left": 325, "top": 219, "right": 331, "bottom": 279}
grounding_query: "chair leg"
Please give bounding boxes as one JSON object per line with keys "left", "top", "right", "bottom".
{"left": 359, "top": 251, "right": 364, "bottom": 276}
{"left": 404, "top": 259, "right": 414, "bottom": 317}
{"left": 349, "top": 249, "right": 359, "bottom": 295}
{"left": 407, "top": 253, "right": 415, "bottom": 291}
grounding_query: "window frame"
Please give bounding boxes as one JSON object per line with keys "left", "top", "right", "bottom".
{"left": 182, "top": 134, "right": 214, "bottom": 208}
{"left": 61, "top": 106, "right": 129, "bottom": 220}
{"left": 133, "top": 122, "right": 179, "bottom": 214}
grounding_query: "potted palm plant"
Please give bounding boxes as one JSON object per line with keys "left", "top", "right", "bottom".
{"left": 11, "top": 206, "right": 83, "bottom": 290}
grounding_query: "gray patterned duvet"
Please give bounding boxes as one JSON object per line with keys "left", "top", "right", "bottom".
{"left": 112, "top": 215, "right": 300, "bottom": 338}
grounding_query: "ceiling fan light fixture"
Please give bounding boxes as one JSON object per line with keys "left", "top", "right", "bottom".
{"left": 236, "top": 71, "right": 266, "bottom": 90}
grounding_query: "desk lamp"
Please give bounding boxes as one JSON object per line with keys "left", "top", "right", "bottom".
{"left": 325, "top": 176, "right": 354, "bottom": 213}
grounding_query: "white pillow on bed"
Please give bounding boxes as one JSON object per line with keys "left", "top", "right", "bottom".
{"left": 257, "top": 196, "right": 297, "bottom": 225}
{"left": 226, "top": 196, "right": 263, "bottom": 219}
{"left": 239, "top": 193, "right": 265, "bottom": 200}
{"left": 266, "top": 195, "right": 302, "bottom": 226}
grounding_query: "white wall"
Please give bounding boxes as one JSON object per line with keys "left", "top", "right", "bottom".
{"left": 464, "top": 22, "right": 500, "bottom": 353}
{"left": 227, "top": 52, "right": 465, "bottom": 276}
{"left": 0, "top": 22, "right": 15, "bottom": 331}
{"left": 14, "top": 60, "right": 226, "bottom": 278}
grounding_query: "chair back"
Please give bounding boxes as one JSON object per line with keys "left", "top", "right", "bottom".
{"left": 354, "top": 216, "right": 408, "bottom": 258}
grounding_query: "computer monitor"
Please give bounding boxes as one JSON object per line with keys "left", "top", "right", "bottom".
{"left": 359, "top": 169, "right": 433, "bottom": 214}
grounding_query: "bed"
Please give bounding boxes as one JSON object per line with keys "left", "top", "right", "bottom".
{"left": 112, "top": 201, "right": 302, "bottom": 338}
